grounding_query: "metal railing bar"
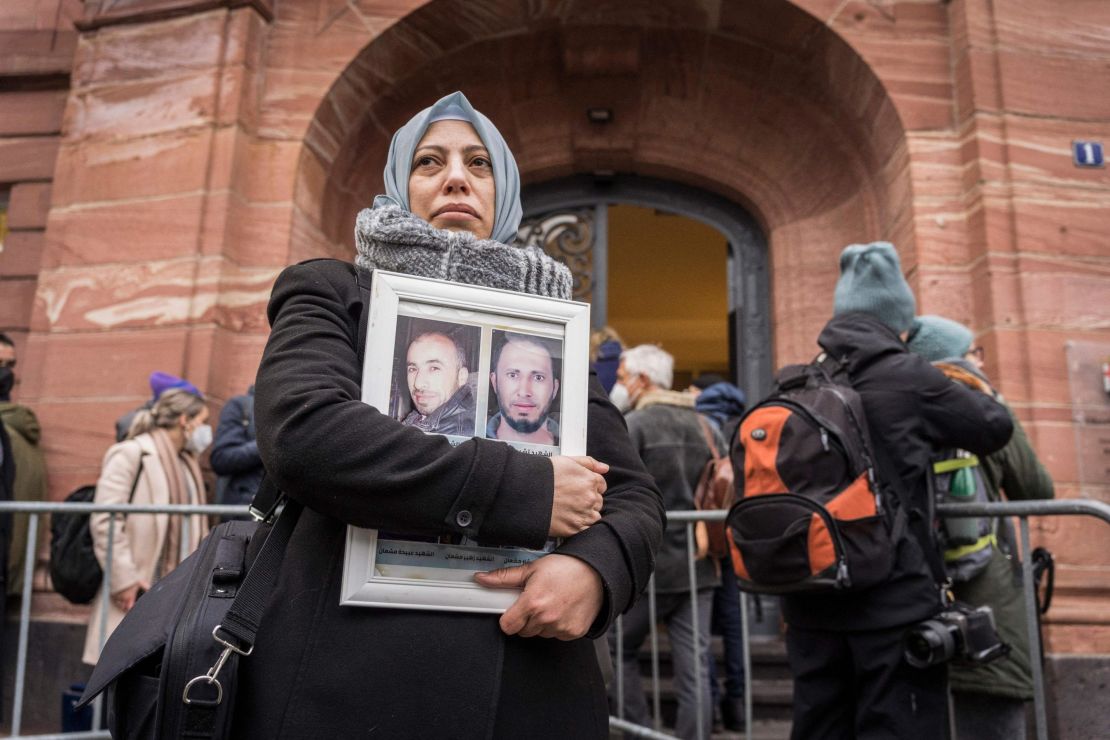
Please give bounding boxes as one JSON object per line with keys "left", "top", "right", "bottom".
{"left": 740, "top": 590, "right": 752, "bottom": 740}
{"left": 92, "top": 512, "right": 114, "bottom": 731}
{"left": 936, "top": 499, "right": 1110, "bottom": 523}
{"left": 615, "top": 611, "right": 624, "bottom": 722}
{"left": 16, "top": 733, "right": 110, "bottom": 740}
{"left": 608, "top": 715, "right": 679, "bottom": 739}
{"left": 14, "top": 732, "right": 110, "bottom": 736}
{"left": 647, "top": 577, "right": 661, "bottom": 731}
{"left": 1020, "top": 516, "right": 1049, "bottom": 740}
{"left": 12, "top": 513, "right": 39, "bottom": 736}
{"left": 665, "top": 499, "right": 1110, "bottom": 523}
{"left": 684, "top": 521, "right": 704, "bottom": 740}
{"left": 0, "top": 502, "right": 249, "bottom": 515}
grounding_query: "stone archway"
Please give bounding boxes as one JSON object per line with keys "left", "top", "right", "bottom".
{"left": 289, "top": 0, "right": 914, "bottom": 366}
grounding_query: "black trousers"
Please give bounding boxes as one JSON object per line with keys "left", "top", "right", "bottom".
{"left": 785, "top": 623, "right": 949, "bottom": 740}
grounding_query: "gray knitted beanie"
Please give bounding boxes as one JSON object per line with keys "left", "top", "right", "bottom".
{"left": 906, "top": 315, "right": 974, "bottom": 362}
{"left": 832, "top": 241, "right": 916, "bottom": 334}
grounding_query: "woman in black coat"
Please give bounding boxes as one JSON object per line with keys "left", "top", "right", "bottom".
{"left": 232, "top": 91, "right": 664, "bottom": 739}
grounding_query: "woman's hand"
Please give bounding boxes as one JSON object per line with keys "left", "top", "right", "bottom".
{"left": 474, "top": 554, "right": 604, "bottom": 639}
{"left": 111, "top": 580, "right": 150, "bottom": 612}
{"left": 548, "top": 456, "right": 608, "bottom": 538}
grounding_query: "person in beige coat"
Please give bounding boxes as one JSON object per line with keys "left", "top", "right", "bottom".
{"left": 83, "top": 388, "right": 212, "bottom": 664}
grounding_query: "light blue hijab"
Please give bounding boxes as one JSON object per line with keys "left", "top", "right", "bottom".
{"left": 379, "top": 91, "right": 522, "bottom": 244}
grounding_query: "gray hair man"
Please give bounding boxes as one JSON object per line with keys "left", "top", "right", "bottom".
{"left": 608, "top": 343, "right": 722, "bottom": 739}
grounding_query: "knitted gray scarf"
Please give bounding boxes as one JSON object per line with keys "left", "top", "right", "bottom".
{"left": 354, "top": 203, "right": 572, "bottom": 300}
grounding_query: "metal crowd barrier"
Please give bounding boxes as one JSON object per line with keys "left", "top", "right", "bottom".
{"left": 611, "top": 501, "right": 1110, "bottom": 740}
{"left": 1, "top": 499, "right": 1108, "bottom": 740}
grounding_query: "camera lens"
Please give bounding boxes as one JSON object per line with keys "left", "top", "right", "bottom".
{"left": 904, "top": 619, "right": 957, "bottom": 668}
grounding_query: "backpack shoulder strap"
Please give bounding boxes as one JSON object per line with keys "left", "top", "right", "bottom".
{"left": 693, "top": 414, "right": 722, "bottom": 462}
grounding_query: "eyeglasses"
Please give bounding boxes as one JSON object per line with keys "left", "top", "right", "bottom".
{"left": 967, "top": 347, "right": 985, "bottom": 361}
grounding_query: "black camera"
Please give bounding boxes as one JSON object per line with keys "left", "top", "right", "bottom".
{"left": 904, "top": 602, "right": 1010, "bottom": 669}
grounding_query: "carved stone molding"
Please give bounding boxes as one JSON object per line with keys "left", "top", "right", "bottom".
{"left": 78, "top": 0, "right": 274, "bottom": 31}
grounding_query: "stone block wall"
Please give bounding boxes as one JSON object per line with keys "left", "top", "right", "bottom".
{"left": 0, "top": 0, "right": 80, "bottom": 368}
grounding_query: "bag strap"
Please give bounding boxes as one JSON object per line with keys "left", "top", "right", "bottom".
{"left": 214, "top": 497, "right": 303, "bottom": 654}
{"left": 127, "top": 456, "right": 145, "bottom": 505}
{"left": 820, "top": 354, "right": 949, "bottom": 589}
{"left": 694, "top": 414, "right": 722, "bottom": 463}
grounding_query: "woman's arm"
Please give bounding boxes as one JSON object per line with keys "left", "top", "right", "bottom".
{"left": 254, "top": 260, "right": 556, "bottom": 548}
{"left": 89, "top": 442, "right": 143, "bottom": 594}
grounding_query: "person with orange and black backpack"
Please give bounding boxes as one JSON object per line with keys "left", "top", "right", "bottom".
{"left": 730, "top": 242, "right": 1013, "bottom": 739}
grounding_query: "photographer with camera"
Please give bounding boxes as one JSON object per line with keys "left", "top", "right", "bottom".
{"left": 780, "top": 243, "right": 1013, "bottom": 740}
{"left": 908, "top": 314, "right": 1055, "bottom": 740}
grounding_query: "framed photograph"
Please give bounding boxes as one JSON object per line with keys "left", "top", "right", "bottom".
{"left": 341, "top": 270, "right": 590, "bottom": 613}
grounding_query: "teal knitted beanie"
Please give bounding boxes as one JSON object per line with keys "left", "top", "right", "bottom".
{"left": 832, "top": 242, "right": 916, "bottom": 334}
{"left": 906, "top": 315, "right": 974, "bottom": 362}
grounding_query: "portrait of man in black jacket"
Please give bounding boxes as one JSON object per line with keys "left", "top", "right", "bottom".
{"left": 395, "top": 320, "right": 479, "bottom": 437}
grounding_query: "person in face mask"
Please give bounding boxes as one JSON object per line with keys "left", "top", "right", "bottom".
{"left": 83, "top": 388, "right": 212, "bottom": 665}
{"left": 608, "top": 356, "right": 653, "bottom": 415}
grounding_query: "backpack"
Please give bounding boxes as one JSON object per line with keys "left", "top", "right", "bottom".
{"left": 692, "top": 414, "right": 735, "bottom": 560}
{"left": 725, "top": 357, "right": 905, "bottom": 594}
{"left": 930, "top": 449, "right": 994, "bottom": 582}
{"left": 50, "top": 458, "right": 144, "bottom": 604}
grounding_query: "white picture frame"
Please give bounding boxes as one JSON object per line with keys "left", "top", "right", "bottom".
{"left": 341, "top": 270, "right": 590, "bottom": 613}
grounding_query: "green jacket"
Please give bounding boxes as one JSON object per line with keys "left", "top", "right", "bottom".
{"left": 0, "top": 403, "right": 48, "bottom": 596}
{"left": 949, "top": 404, "right": 1054, "bottom": 700}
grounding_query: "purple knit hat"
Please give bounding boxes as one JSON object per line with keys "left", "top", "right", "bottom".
{"left": 148, "top": 371, "right": 202, "bottom": 400}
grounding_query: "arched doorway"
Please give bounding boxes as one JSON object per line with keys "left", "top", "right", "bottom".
{"left": 290, "top": 0, "right": 914, "bottom": 371}
{"left": 520, "top": 175, "right": 771, "bottom": 397}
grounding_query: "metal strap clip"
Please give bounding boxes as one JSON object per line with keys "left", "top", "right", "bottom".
{"left": 182, "top": 625, "right": 254, "bottom": 706}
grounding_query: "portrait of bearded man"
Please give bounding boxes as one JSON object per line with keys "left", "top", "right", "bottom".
{"left": 486, "top": 332, "right": 561, "bottom": 447}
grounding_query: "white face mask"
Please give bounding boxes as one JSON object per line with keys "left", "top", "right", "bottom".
{"left": 186, "top": 423, "right": 213, "bottom": 454}
{"left": 609, "top": 382, "right": 633, "bottom": 414}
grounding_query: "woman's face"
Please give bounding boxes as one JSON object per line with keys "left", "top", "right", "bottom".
{"left": 408, "top": 120, "right": 495, "bottom": 240}
{"left": 181, "top": 406, "right": 209, "bottom": 433}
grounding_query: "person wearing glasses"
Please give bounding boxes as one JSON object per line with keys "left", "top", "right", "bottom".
{"left": 907, "top": 314, "right": 1054, "bottom": 740}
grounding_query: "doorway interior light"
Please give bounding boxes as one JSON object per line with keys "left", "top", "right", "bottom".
{"left": 587, "top": 107, "right": 613, "bottom": 123}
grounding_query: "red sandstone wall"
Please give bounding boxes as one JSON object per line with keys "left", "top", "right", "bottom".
{"left": 0, "top": 0, "right": 81, "bottom": 374}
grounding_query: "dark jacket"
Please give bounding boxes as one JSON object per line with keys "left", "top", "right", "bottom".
{"left": 0, "top": 422, "right": 13, "bottom": 592}
{"left": 234, "top": 259, "right": 664, "bottom": 739}
{"left": 0, "top": 403, "right": 47, "bottom": 594}
{"left": 210, "top": 387, "right": 263, "bottom": 507}
{"left": 401, "top": 381, "right": 477, "bottom": 436}
{"left": 626, "top": 389, "right": 721, "bottom": 593}
{"left": 950, "top": 400, "right": 1054, "bottom": 699}
{"left": 782, "top": 313, "right": 1014, "bottom": 632}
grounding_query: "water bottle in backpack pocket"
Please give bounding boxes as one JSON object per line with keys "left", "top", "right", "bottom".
{"left": 931, "top": 449, "right": 994, "bottom": 582}
{"left": 725, "top": 360, "right": 905, "bottom": 594}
